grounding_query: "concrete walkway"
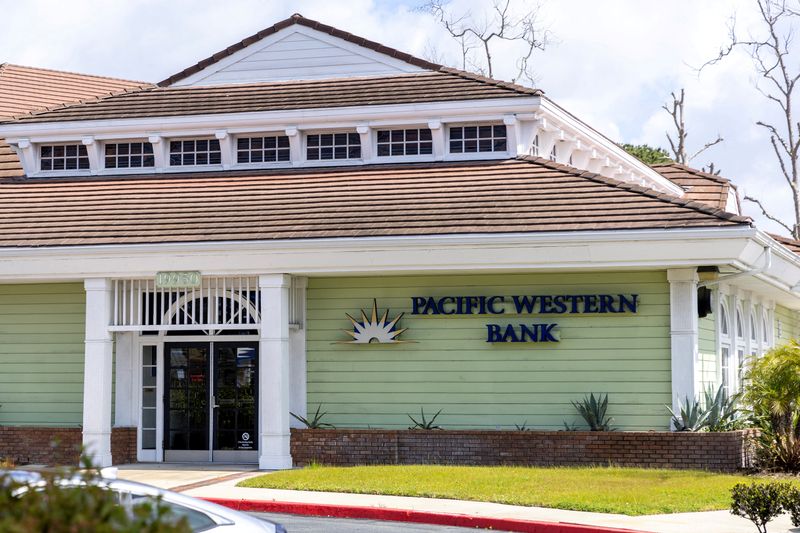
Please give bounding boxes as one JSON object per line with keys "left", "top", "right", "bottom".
{"left": 115, "top": 463, "right": 257, "bottom": 491}
{"left": 117, "top": 465, "right": 800, "bottom": 533}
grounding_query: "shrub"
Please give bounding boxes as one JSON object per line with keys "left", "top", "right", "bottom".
{"left": 744, "top": 341, "right": 800, "bottom": 471}
{"left": 730, "top": 481, "right": 790, "bottom": 533}
{"left": 571, "top": 393, "right": 614, "bottom": 431}
{"left": 783, "top": 485, "right": 800, "bottom": 527}
{"left": 0, "top": 456, "right": 190, "bottom": 532}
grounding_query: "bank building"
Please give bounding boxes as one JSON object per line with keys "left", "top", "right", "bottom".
{"left": 0, "top": 14, "right": 797, "bottom": 470}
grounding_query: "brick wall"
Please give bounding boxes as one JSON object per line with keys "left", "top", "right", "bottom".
{"left": 291, "top": 429, "right": 758, "bottom": 472}
{"left": 0, "top": 426, "right": 138, "bottom": 466}
{"left": 110, "top": 427, "right": 137, "bottom": 465}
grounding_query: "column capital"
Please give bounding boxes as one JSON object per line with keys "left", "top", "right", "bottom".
{"left": 259, "top": 273, "right": 291, "bottom": 289}
{"left": 84, "top": 278, "right": 112, "bottom": 291}
{"left": 667, "top": 268, "right": 699, "bottom": 283}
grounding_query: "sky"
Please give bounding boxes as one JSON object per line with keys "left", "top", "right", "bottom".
{"left": 0, "top": 0, "right": 794, "bottom": 235}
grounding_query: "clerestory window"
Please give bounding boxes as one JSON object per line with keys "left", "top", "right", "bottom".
{"left": 40, "top": 144, "right": 90, "bottom": 171}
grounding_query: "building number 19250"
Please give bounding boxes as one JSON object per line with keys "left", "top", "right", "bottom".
{"left": 155, "top": 271, "right": 202, "bottom": 289}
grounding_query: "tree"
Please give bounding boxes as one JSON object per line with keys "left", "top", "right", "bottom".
{"left": 418, "top": 0, "right": 550, "bottom": 85}
{"left": 702, "top": 0, "right": 800, "bottom": 238}
{"left": 620, "top": 143, "right": 673, "bottom": 165}
{"left": 662, "top": 88, "right": 724, "bottom": 174}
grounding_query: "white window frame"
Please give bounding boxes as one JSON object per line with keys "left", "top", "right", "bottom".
{"left": 762, "top": 308, "right": 773, "bottom": 352}
{"left": 372, "top": 126, "right": 434, "bottom": 163}
{"left": 302, "top": 129, "right": 363, "bottom": 165}
{"left": 735, "top": 304, "right": 746, "bottom": 392}
{"left": 719, "top": 297, "right": 733, "bottom": 396}
{"left": 444, "top": 122, "right": 511, "bottom": 161}
{"left": 37, "top": 142, "right": 92, "bottom": 176}
{"left": 136, "top": 341, "right": 163, "bottom": 462}
{"left": 101, "top": 139, "right": 156, "bottom": 173}
{"left": 166, "top": 136, "right": 224, "bottom": 171}
{"left": 233, "top": 132, "right": 293, "bottom": 169}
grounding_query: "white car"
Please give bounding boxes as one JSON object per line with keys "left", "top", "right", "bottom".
{"left": 3, "top": 470, "right": 286, "bottom": 533}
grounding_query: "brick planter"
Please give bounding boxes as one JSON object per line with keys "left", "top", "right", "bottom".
{"left": 291, "top": 428, "right": 758, "bottom": 472}
{"left": 0, "top": 426, "right": 138, "bottom": 466}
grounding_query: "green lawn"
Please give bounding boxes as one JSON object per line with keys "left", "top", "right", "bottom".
{"left": 238, "top": 464, "right": 777, "bottom": 516}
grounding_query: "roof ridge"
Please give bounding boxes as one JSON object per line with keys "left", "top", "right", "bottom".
{"left": 158, "top": 13, "right": 443, "bottom": 87}
{"left": 515, "top": 155, "right": 751, "bottom": 225}
{"left": 1, "top": 63, "right": 147, "bottom": 85}
{"left": 438, "top": 66, "right": 543, "bottom": 96}
{"left": 651, "top": 162, "right": 731, "bottom": 184}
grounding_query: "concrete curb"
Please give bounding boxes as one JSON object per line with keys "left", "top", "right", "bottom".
{"left": 202, "top": 497, "right": 657, "bottom": 533}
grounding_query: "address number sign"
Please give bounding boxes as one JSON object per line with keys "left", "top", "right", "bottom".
{"left": 155, "top": 271, "right": 202, "bottom": 289}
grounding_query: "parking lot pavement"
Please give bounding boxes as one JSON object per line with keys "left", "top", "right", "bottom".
{"left": 249, "top": 512, "right": 504, "bottom": 533}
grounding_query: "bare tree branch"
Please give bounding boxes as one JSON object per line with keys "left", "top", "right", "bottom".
{"left": 701, "top": 0, "right": 800, "bottom": 238}
{"left": 418, "top": 0, "right": 549, "bottom": 84}
{"left": 688, "top": 135, "right": 724, "bottom": 162}
{"left": 744, "top": 194, "right": 795, "bottom": 235}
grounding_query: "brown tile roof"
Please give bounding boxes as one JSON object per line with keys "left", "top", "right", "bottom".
{"left": 769, "top": 233, "right": 800, "bottom": 254}
{"left": 0, "top": 63, "right": 149, "bottom": 119}
{"left": 159, "top": 13, "right": 443, "bottom": 86}
{"left": 2, "top": 70, "right": 542, "bottom": 125}
{"left": 0, "top": 157, "right": 749, "bottom": 248}
{"left": 652, "top": 162, "right": 737, "bottom": 212}
{"left": 0, "top": 64, "right": 148, "bottom": 178}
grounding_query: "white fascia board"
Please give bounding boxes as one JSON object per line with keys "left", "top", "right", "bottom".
{"left": 538, "top": 98, "right": 684, "bottom": 197}
{"left": 172, "top": 25, "right": 424, "bottom": 87}
{"left": 0, "top": 226, "right": 775, "bottom": 282}
{"left": 0, "top": 97, "right": 542, "bottom": 140}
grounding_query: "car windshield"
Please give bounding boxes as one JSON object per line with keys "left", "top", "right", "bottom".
{"left": 125, "top": 492, "right": 218, "bottom": 532}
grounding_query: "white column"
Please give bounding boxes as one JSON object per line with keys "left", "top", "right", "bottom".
{"left": 667, "top": 268, "right": 699, "bottom": 420}
{"left": 258, "top": 274, "right": 292, "bottom": 470}
{"left": 82, "top": 278, "right": 114, "bottom": 467}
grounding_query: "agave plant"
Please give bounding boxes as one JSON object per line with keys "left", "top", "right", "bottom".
{"left": 290, "top": 404, "right": 334, "bottom": 429}
{"left": 408, "top": 408, "right": 443, "bottom": 430}
{"left": 703, "top": 384, "right": 741, "bottom": 432}
{"left": 571, "top": 393, "right": 614, "bottom": 431}
{"left": 667, "top": 397, "right": 710, "bottom": 431}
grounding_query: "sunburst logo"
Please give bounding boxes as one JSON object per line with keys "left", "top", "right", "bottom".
{"left": 341, "top": 299, "right": 409, "bottom": 344}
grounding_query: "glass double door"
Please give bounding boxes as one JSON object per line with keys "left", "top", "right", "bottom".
{"left": 164, "top": 342, "right": 258, "bottom": 463}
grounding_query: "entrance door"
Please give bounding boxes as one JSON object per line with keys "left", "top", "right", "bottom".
{"left": 164, "top": 342, "right": 258, "bottom": 463}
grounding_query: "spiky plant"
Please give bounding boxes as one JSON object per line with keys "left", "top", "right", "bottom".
{"left": 571, "top": 393, "right": 614, "bottom": 431}
{"left": 291, "top": 404, "right": 335, "bottom": 429}
{"left": 667, "top": 397, "right": 710, "bottom": 431}
{"left": 703, "top": 384, "right": 741, "bottom": 432}
{"left": 407, "top": 408, "right": 443, "bottom": 430}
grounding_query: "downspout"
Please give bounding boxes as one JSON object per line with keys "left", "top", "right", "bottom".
{"left": 698, "top": 246, "right": 772, "bottom": 288}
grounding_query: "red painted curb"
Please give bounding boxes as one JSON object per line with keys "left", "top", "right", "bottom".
{"left": 202, "top": 497, "right": 656, "bottom": 533}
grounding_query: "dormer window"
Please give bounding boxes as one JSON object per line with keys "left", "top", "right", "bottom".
{"left": 549, "top": 145, "right": 557, "bottom": 162}
{"left": 169, "top": 139, "right": 221, "bottom": 166}
{"left": 237, "top": 135, "right": 290, "bottom": 164}
{"left": 376, "top": 128, "right": 432, "bottom": 157}
{"left": 105, "top": 141, "right": 155, "bottom": 169}
{"left": 449, "top": 125, "right": 507, "bottom": 154}
{"left": 306, "top": 132, "right": 361, "bottom": 161}
{"left": 530, "top": 134, "right": 540, "bottom": 156}
{"left": 40, "top": 144, "right": 90, "bottom": 171}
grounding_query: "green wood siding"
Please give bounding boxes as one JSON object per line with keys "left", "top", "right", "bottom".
{"left": 306, "top": 271, "right": 671, "bottom": 431}
{"left": 0, "top": 283, "right": 85, "bottom": 426}
{"left": 776, "top": 304, "right": 800, "bottom": 345}
{"left": 698, "top": 314, "right": 718, "bottom": 390}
